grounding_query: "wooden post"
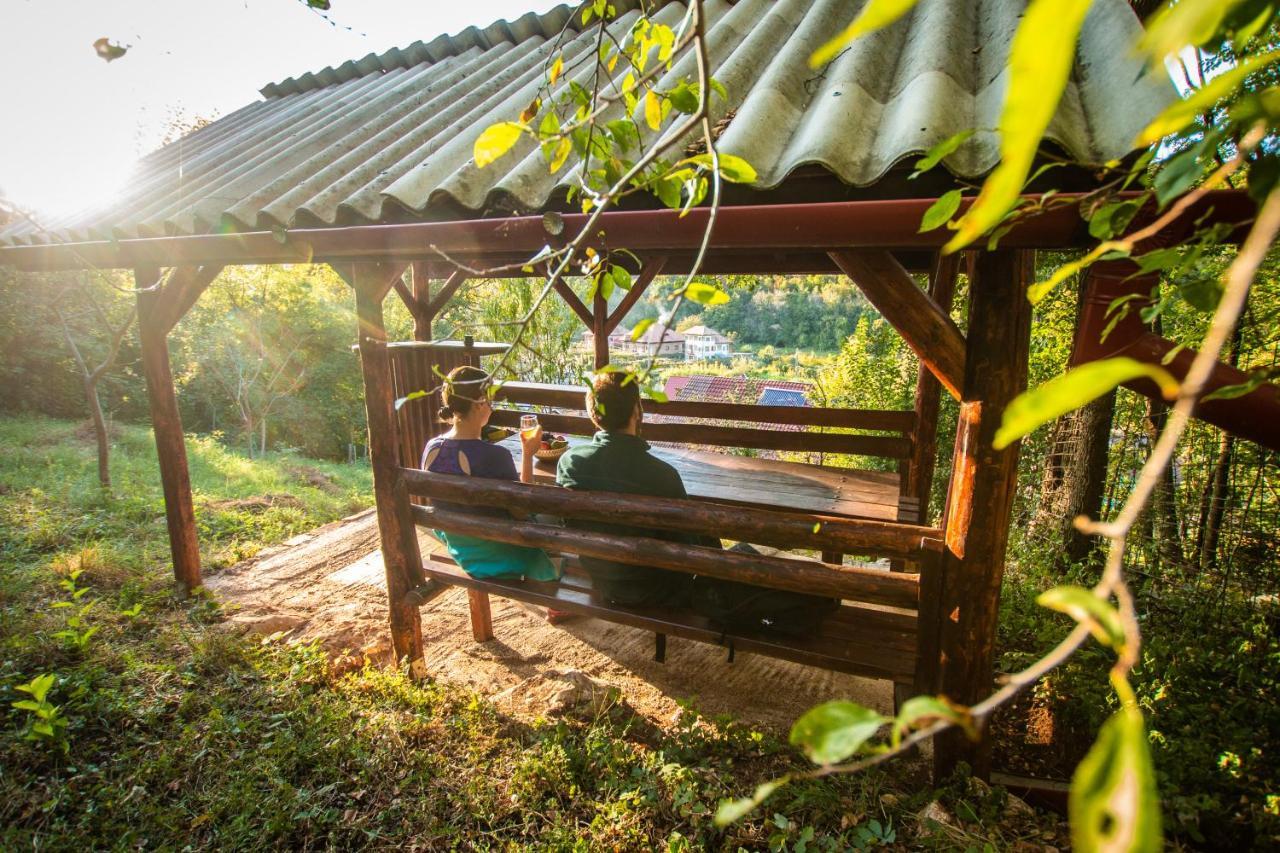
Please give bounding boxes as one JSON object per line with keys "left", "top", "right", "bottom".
{"left": 467, "top": 590, "right": 494, "bottom": 642}
{"left": 593, "top": 287, "right": 609, "bottom": 369}
{"left": 931, "top": 249, "right": 1034, "bottom": 780}
{"left": 907, "top": 252, "right": 961, "bottom": 519}
{"left": 135, "top": 266, "right": 203, "bottom": 594}
{"left": 411, "top": 261, "right": 431, "bottom": 342}
{"left": 346, "top": 262, "right": 428, "bottom": 669}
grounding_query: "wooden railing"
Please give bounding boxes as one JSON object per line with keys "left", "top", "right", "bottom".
{"left": 489, "top": 381, "right": 916, "bottom": 460}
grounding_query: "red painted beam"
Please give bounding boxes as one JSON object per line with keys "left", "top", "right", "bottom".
{"left": 0, "top": 191, "right": 1255, "bottom": 271}
{"left": 1073, "top": 261, "right": 1280, "bottom": 451}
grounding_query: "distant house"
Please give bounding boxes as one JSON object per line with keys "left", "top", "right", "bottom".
{"left": 682, "top": 325, "right": 732, "bottom": 360}
{"left": 626, "top": 323, "right": 685, "bottom": 358}
{"left": 581, "top": 327, "right": 633, "bottom": 353}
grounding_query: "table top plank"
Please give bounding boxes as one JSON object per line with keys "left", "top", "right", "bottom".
{"left": 500, "top": 434, "right": 903, "bottom": 522}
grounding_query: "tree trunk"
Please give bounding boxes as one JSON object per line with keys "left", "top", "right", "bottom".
{"left": 1145, "top": 396, "right": 1184, "bottom": 570}
{"left": 84, "top": 375, "right": 112, "bottom": 488}
{"left": 1029, "top": 388, "right": 1117, "bottom": 568}
{"left": 1196, "top": 324, "right": 1242, "bottom": 571}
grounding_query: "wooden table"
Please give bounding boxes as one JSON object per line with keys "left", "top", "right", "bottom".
{"left": 501, "top": 435, "right": 912, "bottom": 523}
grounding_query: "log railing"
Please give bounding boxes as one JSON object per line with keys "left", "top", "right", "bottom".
{"left": 410, "top": 504, "right": 921, "bottom": 610}
{"left": 489, "top": 381, "right": 916, "bottom": 460}
{"left": 400, "top": 469, "right": 942, "bottom": 560}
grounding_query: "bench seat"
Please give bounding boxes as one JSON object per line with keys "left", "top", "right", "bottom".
{"left": 418, "top": 552, "right": 918, "bottom": 685}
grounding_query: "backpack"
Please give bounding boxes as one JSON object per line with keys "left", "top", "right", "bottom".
{"left": 689, "top": 576, "right": 839, "bottom": 638}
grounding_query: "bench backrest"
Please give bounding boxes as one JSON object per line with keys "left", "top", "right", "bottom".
{"left": 490, "top": 381, "right": 916, "bottom": 462}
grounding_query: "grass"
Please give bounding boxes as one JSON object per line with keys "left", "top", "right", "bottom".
{"left": 0, "top": 416, "right": 1068, "bottom": 849}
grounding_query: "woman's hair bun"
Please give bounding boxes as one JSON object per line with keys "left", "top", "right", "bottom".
{"left": 437, "top": 404, "right": 453, "bottom": 420}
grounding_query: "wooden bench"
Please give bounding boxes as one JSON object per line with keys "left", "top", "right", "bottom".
{"left": 398, "top": 380, "right": 940, "bottom": 703}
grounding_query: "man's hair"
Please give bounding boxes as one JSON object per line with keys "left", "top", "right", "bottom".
{"left": 588, "top": 372, "right": 640, "bottom": 431}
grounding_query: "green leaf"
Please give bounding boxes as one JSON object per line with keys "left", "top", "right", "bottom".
{"left": 92, "top": 37, "right": 129, "bottom": 62}
{"left": 1138, "top": 49, "right": 1280, "bottom": 145}
{"left": 16, "top": 674, "right": 56, "bottom": 704}
{"left": 11, "top": 700, "right": 44, "bottom": 713}
{"left": 912, "top": 130, "right": 974, "bottom": 177}
{"left": 474, "top": 122, "right": 526, "bottom": 168}
{"left": 665, "top": 81, "right": 700, "bottom": 114}
{"left": 1154, "top": 143, "right": 1210, "bottom": 209}
{"left": 1140, "top": 0, "right": 1247, "bottom": 60}
{"left": 610, "top": 265, "right": 632, "bottom": 292}
{"left": 644, "top": 89, "right": 664, "bottom": 131}
{"left": 606, "top": 119, "right": 640, "bottom": 153}
{"left": 682, "top": 153, "right": 758, "bottom": 184}
{"left": 1037, "top": 585, "right": 1126, "bottom": 649}
{"left": 944, "top": 0, "right": 1093, "bottom": 253}
{"left": 644, "top": 387, "right": 669, "bottom": 403}
{"left": 918, "top": 190, "right": 963, "bottom": 233}
{"left": 994, "top": 358, "right": 1180, "bottom": 450}
{"left": 1070, "top": 706, "right": 1162, "bottom": 853}
{"left": 1202, "top": 373, "right": 1274, "bottom": 402}
{"left": 1087, "top": 200, "right": 1142, "bottom": 241}
{"left": 709, "top": 78, "right": 728, "bottom": 101}
{"left": 682, "top": 281, "right": 730, "bottom": 306}
{"left": 714, "top": 779, "right": 787, "bottom": 826}
{"left": 394, "top": 390, "right": 429, "bottom": 412}
{"left": 809, "top": 0, "right": 920, "bottom": 67}
{"left": 630, "top": 318, "right": 655, "bottom": 340}
{"left": 892, "top": 696, "right": 974, "bottom": 746}
{"left": 790, "top": 700, "right": 885, "bottom": 765}
{"left": 32, "top": 721, "right": 55, "bottom": 738}
{"left": 549, "top": 137, "right": 572, "bottom": 173}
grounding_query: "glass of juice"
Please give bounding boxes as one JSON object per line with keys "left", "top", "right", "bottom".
{"left": 520, "top": 414, "right": 539, "bottom": 439}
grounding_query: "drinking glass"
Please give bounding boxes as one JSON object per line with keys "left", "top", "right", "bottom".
{"left": 520, "top": 414, "right": 539, "bottom": 440}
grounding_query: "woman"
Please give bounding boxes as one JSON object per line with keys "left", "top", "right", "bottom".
{"left": 421, "top": 365, "right": 559, "bottom": 581}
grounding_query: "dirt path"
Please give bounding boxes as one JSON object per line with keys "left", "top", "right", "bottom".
{"left": 206, "top": 511, "right": 890, "bottom": 731}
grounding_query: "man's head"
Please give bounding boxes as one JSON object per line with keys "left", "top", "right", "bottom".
{"left": 588, "top": 372, "right": 642, "bottom": 434}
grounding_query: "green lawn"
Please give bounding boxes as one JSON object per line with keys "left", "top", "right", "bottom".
{"left": 0, "top": 416, "right": 1058, "bottom": 849}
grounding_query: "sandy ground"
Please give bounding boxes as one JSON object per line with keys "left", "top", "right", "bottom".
{"left": 205, "top": 510, "right": 890, "bottom": 731}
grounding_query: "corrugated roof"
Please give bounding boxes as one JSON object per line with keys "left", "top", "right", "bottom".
{"left": 759, "top": 387, "right": 808, "bottom": 407}
{"left": 1, "top": 0, "right": 1172, "bottom": 247}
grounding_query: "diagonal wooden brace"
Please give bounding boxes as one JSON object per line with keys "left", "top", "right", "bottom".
{"left": 830, "top": 249, "right": 966, "bottom": 400}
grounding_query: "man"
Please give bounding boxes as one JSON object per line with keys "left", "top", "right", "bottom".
{"left": 555, "top": 372, "right": 703, "bottom": 607}
{"left": 557, "top": 373, "right": 836, "bottom": 637}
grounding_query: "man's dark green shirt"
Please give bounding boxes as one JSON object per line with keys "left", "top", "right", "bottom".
{"left": 556, "top": 431, "right": 703, "bottom": 606}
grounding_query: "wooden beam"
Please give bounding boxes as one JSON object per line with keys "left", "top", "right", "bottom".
{"left": 334, "top": 260, "right": 409, "bottom": 303}
{"left": 487, "top": 409, "right": 913, "bottom": 458}
{"left": 907, "top": 251, "right": 961, "bottom": 517}
{"left": 606, "top": 256, "right": 667, "bottom": 333}
{"left": 423, "top": 269, "right": 467, "bottom": 319}
{"left": 593, "top": 287, "right": 609, "bottom": 369}
{"left": 135, "top": 266, "right": 202, "bottom": 594}
{"left": 552, "top": 278, "right": 593, "bottom": 327}
{"left": 830, "top": 249, "right": 966, "bottom": 400}
{"left": 401, "top": 468, "right": 944, "bottom": 559}
{"left": 930, "top": 249, "right": 1034, "bottom": 781}
{"left": 153, "top": 264, "right": 224, "bottom": 333}
{"left": 346, "top": 263, "right": 426, "bottom": 669}
{"left": 493, "top": 381, "right": 917, "bottom": 431}
{"left": 410, "top": 261, "right": 431, "bottom": 341}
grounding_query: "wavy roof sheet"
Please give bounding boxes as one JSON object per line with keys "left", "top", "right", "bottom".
{"left": 2, "top": 0, "right": 1173, "bottom": 247}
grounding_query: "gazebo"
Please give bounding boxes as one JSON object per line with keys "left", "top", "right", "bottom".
{"left": 2, "top": 0, "right": 1272, "bottom": 780}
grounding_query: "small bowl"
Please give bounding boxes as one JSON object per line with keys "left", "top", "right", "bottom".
{"left": 534, "top": 444, "right": 569, "bottom": 462}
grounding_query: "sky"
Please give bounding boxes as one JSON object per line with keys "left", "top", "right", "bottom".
{"left": 0, "top": 0, "right": 564, "bottom": 219}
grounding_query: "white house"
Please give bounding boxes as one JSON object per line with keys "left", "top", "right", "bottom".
{"left": 682, "top": 325, "right": 732, "bottom": 360}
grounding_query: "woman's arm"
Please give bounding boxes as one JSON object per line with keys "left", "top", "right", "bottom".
{"left": 518, "top": 425, "right": 542, "bottom": 485}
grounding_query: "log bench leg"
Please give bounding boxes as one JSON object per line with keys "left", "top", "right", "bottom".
{"left": 654, "top": 632, "right": 667, "bottom": 663}
{"left": 467, "top": 590, "right": 494, "bottom": 642}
